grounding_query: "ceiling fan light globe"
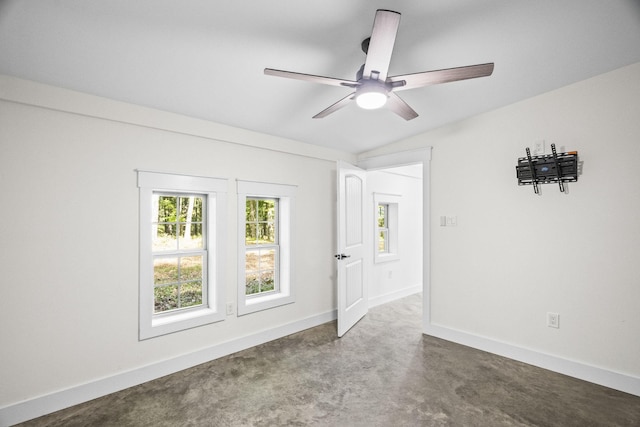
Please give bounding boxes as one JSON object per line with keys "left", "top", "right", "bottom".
{"left": 355, "top": 90, "right": 388, "bottom": 110}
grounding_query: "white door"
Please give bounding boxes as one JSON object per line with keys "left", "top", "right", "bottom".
{"left": 336, "top": 161, "right": 368, "bottom": 337}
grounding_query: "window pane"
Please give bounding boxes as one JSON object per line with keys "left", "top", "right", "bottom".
{"left": 377, "top": 204, "right": 387, "bottom": 227}
{"left": 180, "top": 256, "right": 203, "bottom": 281}
{"left": 260, "top": 271, "right": 275, "bottom": 292}
{"left": 245, "top": 248, "right": 276, "bottom": 295}
{"left": 155, "top": 284, "right": 179, "bottom": 313}
{"left": 180, "top": 281, "right": 203, "bottom": 308}
{"left": 246, "top": 273, "right": 260, "bottom": 295}
{"left": 258, "top": 222, "right": 275, "bottom": 244}
{"left": 156, "top": 196, "right": 178, "bottom": 223}
{"left": 245, "top": 224, "right": 258, "bottom": 245}
{"left": 178, "top": 196, "right": 188, "bottom": 222}
{"left": 191, "top": 197, "right": 203, "bottom": 222}
{"left": 179, "top": 223, "right": 204, "bottom": 249}
{"left": 257, "top": 199, "right": 275, "bottom": 221}
{"left": 154, "top": 258, "right": 178, "bottom": 284}
{"left": 246, "top": 199, "right": 257, "bottom": 221}
{"left": 153, "top": 225, "right": 178, "bottom": 251}
{"left": 245, "top": 249, "right": 259, "bottom": 272}
{"left": 258, "top": 248, "right": 275, "bottom": 270}
{"left": 379, "top": 230, "right": 388, "bottom": 253}
{"left": 177, "top": 196, "right": 204, "bottom": 222}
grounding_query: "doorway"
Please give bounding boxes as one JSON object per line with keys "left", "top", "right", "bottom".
{"left": 357, "top": 148, "right": 431, "bottom": 334}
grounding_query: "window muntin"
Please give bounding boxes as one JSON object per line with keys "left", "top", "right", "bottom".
{"left": 138, "top": 170, "right": 227, "bottom": 340}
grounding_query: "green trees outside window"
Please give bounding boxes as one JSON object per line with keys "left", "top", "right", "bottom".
{"left": 245, "top": 198, "right": 278, "bottom": 295}
{"left": 152, "top": 195, "right": 205, "bottom": 313}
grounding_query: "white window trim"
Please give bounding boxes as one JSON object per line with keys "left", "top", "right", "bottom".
{"left": 374, "top": 193, "right": 400, "bottom": 264}
{"left": 237, "top": 180, "right": 296, "bottom": 315}
{"left": 138, "top": 170, "right": 227, "bottom": 340}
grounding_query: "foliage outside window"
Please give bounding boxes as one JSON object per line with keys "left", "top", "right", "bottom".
{"left": 237, "top": 180, "right": 296, "bottom": 316}
{"left": 152, "top": 194, "right": 205, "bottom": 313}
{"left": 138, "top": 171, "right": 227, "bottom": 340}
{"left": 245, "top": 198, "right": 278, "bottom": 296}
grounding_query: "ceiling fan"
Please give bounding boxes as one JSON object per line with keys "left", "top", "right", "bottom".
{"left": 264, "top": 9, "right": 494, "bottom": 120}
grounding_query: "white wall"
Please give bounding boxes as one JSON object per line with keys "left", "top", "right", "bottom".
{"left": 367, "top": 168, "right": 423, "bottom": 306}
{"left": 360, "top": 62, "right": 640, "bottom": 386}
{"left": 0, "top": 76, "right": 354, "bottom": 416}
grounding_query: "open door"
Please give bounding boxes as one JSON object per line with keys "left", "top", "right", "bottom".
{"left": 336, "top": 161, "right": 368, "bottom": 337}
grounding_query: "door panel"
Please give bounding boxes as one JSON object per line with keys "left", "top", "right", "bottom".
{"left": 345, "top": 259, "right": 363, "bottom": 309}
{"left": 337, "top": 161, "right": 368, "bottom": 337}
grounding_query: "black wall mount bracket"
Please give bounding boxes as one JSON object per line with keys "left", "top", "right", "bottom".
{"left": 516, "top": 143, "right": 578, "bottom": 194}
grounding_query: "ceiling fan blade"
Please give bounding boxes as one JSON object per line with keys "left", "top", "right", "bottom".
{"left": 389, "top": 63, "right": 494, "bottom": 91}
{"left": 362, "top": 10, "right": 401, "bottom": 82}
{"left": 264, "top": 68, "right": 357, "bottom": 88}
{"left": 386, "top": 92, "right": 418, "bottom": 121}
{"left": 312, "top": 93, "right": 355, "bottom": 119}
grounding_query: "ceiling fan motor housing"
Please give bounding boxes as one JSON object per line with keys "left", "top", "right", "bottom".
{"left": 355, "top": 79, "right": 389, "bottom": 109}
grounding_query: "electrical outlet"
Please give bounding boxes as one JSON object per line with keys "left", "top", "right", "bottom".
{"left": 547, "top": 312, "right": 560, "bottom": 328}
{"left": 226, "top": 302, "right": 234, "bottom": 316}
{"left": 533, "top": 140, "right": 545, "bottom": 155}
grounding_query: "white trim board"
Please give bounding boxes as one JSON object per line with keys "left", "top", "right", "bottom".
{"left": 0, "top": 310, "right": 337, "bottom": 426}
{"left": 369, "top": 284, "right": 421, "bottom": 309}
{"left": 424, "top": 323, "right": 640, "bottom": 397}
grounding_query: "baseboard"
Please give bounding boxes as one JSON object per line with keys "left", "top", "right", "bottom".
{"left": 369, "top": 284, "right": 421, "bottom": 308}
{"left": 0, "top": 310, "right": 337, "bottom": 427}
{"left": 424, "top": 322, "right": 640, "bottom": 398}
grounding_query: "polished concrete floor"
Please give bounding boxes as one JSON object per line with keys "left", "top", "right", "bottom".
{"left": 19, "top": 294, "right": 640, "bottom": 426}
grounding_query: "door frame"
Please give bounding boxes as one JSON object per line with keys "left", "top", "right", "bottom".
{"left": 357, "top": 147, "right": 432, "bottom": 333}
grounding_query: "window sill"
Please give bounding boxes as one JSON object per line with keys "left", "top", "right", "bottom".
{"left": 374, "top": 253, "right": 400, "bottom": 264}
{"left": 238, "top": 292, "right": 295, "bottom": 316}
{"left": 140, "top": 306, "right": 224, "bottom": 340}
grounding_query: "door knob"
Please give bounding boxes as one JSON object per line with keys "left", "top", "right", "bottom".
{"left": 334, "top": 254, "right": 351, "bottom": 260}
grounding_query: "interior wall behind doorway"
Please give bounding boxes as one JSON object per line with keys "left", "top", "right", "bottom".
{"left": 367, "top": 166, "right": 423, "bottom": 307}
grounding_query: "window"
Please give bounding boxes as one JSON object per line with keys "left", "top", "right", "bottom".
{"left": 138, "top": 171, "right": 227, "bottom": 340}
{"left": 237, "top": 180, "right": 296, "bottom": 315}
{"left": 377, "top": 203, "right": 389, "bottom": 253}
{"left": 152, "top": 194, "right": 206, "bottom": 313}
{"left": 374, "top": 193, "right": 400, "bottom": 263}
{"left": 245, "top": 198, "right": 278, "bottom": 296}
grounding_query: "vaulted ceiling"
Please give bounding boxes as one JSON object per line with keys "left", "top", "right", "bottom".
{"left": 1, "top": 1, "right": 639, "bottom": 153}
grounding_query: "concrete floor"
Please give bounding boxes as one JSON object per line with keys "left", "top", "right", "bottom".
{"left": 18, "top": 294, "right": 640, "bottom": 426}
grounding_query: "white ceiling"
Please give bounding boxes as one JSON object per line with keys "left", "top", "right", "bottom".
{"left": 1, "top": 1, "right": 639, "bottom": 154}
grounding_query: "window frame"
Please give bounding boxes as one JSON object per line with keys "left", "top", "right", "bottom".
{"left": 245, "top": 197, "right": 280, "bottom": 297}
{"left": 152, "top": 193, "right": 208, "bottom": 315}
{"left": 138, "top": 171, "right": 227, "bottom": 340}
{"left": 237, "top": 180, "right": 296, "bottom": 315}
{"left": 374, "top": 193, "right": 400, "bottom": 263}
